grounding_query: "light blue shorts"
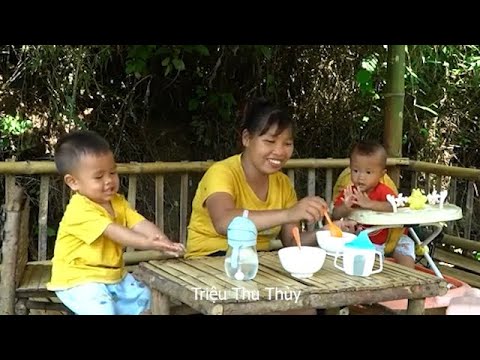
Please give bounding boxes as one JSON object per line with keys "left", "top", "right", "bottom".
{"left": 55, "top": 273, "right": 151, "bottom": 315}
{"left": 374, "top": 235, "right": 416, "bottom": 260}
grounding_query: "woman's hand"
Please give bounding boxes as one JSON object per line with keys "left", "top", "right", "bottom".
{"left": 286, "top": 196, "right": 328, "bottom": 224}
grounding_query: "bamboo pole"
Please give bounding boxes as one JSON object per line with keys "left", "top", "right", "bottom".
{"left": 0, "top": 249, "right": 177, "bottom": 270}
{"left": 384, "top": 45, "right": 406, "bottom": 187}
{"left": 0, "top": 184, "right": 25, "bottom": 315}
{"left": 179, "top": 173, "right": 189, "bottom": 245}
{"left": 464, "top": 181, "right": 474, "bottom": 240}
{"left": 0, "top": 158, "right": 411, "bottom": 175}
{"left": 442, "top": 234, "right": 480, "bottom": 252}
{"left": 2, "top": 158, "right": 478, "bottom": 179}
{"left": 155, "top": 175, "right": 165, "bottom": 231}
{"left": 307, "top": 169, "right": 316, "bottom": 231}
{"left": 407, "top": 161, "right": 480, "bottom": 181}
{"left": 38, "top": 176, "right": 49, "bottom": 261}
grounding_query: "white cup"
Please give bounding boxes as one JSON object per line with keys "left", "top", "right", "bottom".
{"left": 334, "top": 247, "right": 383, "bottom": 277}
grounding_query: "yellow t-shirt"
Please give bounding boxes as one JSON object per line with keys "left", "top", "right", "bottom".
{"left": 47, "top": 193, "right": 145, "bottom": 290}
{"left": 186, "top": 154, "right": 297, "bottom": 258}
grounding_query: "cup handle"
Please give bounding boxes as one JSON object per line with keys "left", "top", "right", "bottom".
{"left": 334, "top": 252, "right": 345, "bottom": 271}
{"left": 370, "top": 250, "right": 383, "bottom": 274}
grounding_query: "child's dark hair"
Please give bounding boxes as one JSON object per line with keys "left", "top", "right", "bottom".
{"left": 54, "top": 130, "right": 111, "bottom": 176}
{"left": 240, "top": 97, "right": 293, "bottom": 136}
{"left": 350, "top": 141, "right": 387, "bottom": 167}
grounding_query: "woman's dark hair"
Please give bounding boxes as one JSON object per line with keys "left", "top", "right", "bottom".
{"left": 240, "top": 97, "right": 293, "bottom": 136}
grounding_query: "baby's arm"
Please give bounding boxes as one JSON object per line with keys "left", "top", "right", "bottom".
{"left": 103, "top": 223, "right": 184, "bottom": 256}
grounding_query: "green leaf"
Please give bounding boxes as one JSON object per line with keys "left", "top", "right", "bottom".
{"left": 161, "top": 57, "right": 170, "bottom": 66}
{"left": 356, "top": 69, "right": 372, "bottom": 84}
{"left": 194, "top": 45, "right": 210, "bottom": 56}
{"left": 172, "top": 58, "right": 185, "bottom": 71}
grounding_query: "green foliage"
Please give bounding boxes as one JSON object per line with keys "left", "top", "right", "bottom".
{"left": 126, "top": 45, "right": 210, "bottom": 77}
{"left": 0, "top": 114, "right": 32, "bottom": 151}
{"left": 356, "top": 54, "right": 381, "bottom": 97}
{"left": 4, "top": 45, "right": 480, "bottom": 227}
{"left": 126, "top": 45, "right": 158, "bottom": 76}
{"left": 0, "top": 114, "right": 32, "bottom": 135}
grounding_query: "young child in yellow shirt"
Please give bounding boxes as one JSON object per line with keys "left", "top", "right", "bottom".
{"left": 47, "top": 130, "right": 184, "bottom": 315}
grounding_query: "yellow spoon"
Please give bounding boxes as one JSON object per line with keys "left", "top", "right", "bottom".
{"left": 323, "top": 212, "right": 343, "bottom": 238}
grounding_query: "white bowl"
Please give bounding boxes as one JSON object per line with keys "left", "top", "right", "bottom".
{"left": 316, "top": 230, "right": 356, "bottom": 254}
{"left": 278, "top": 246, "right": 326, "bottom": 278}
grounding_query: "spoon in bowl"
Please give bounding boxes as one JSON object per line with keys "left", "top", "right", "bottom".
{"left": 323, "top": 211, "right": 343, "bottom": 238}
{"left": 292, "top": 226, "right": 302, "bottom": 250}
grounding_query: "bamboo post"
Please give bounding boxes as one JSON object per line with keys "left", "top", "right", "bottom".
{"left": 435, "top": 175, "right": 442, "bottom": 192}
{"left": 464, "top": 180, "right": 474, "bottom": 240}
{"left": 126, "top": 173, "right": 138, "bottom": 252}
{"left": 38, "top": 176, "right": 50, "bottom": 261}
{"left": 383, "top": 45, "right": 406, "bottom": 187}
{"left": 307, "top": 169, "right": 316, "bottom": 231}
{"left": 155, "top": 175, "right": 165, "bottom": 232}
{"left": 425, "top": 174, "right": 431, "bottom": 194}
{"left": 287, "top": 169, "right": 295, "bottom": 186}
{"left": 325, "top": 168, "right": 333, "bottom": 211}
{"left": 447, "top": 178, "right": 457, "bottom": 233}
{"left": 0, "top": 183, "right": 26, "bottom": 315}
{"left": 179, "top": 172, "right": 189, "bottom": 245}
{"left": 410, "top": 171, "right": 417, "bottom": 189}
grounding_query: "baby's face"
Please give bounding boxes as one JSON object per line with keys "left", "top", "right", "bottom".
{"left": 350, "top": 152, "right": 386, "bottom": 193}
{"left": 68, "top": 151, "right": 119, "bottom": 205}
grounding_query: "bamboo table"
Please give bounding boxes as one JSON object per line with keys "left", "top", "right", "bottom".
{"left": 134, "top": 251, "right": 448, "bottom": 315}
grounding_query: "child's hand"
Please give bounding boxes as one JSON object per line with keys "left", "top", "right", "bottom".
{"left": 151, "top": 234, "right": 185, "bottom": 257}
{"left": 342, "top": 185, "right": 356, "bottom": 208}
{"left": 338, "top": 218, "right": 357, "bottom": 233}
{"left": 352, "top": 188, "right": 372, "bottom": 209}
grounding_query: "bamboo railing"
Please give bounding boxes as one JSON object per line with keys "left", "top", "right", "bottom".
{"left": 1, "top": 158, "right": 478, "bottom": 261}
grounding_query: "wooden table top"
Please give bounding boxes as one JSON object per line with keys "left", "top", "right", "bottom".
{"left": 134, "top": 251, "right": 448, "bottom": 315}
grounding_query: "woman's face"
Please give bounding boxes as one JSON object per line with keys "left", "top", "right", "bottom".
{"left": 242, "top": 123, "right": 294, "bottom": 175}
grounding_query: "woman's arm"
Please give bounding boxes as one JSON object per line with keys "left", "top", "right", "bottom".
{"left": 206, "top": 193, "right": 290, "bottom": 235}
{"left": 280, "top": 223, "right": 317, "bottom": 247}
{"left": 206, "top": 193, "right": 327, "bottom": 236}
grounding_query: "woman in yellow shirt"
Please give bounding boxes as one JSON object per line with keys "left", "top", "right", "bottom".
{"left": 186, "top": 97, "right": 355, "bottom": 259}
